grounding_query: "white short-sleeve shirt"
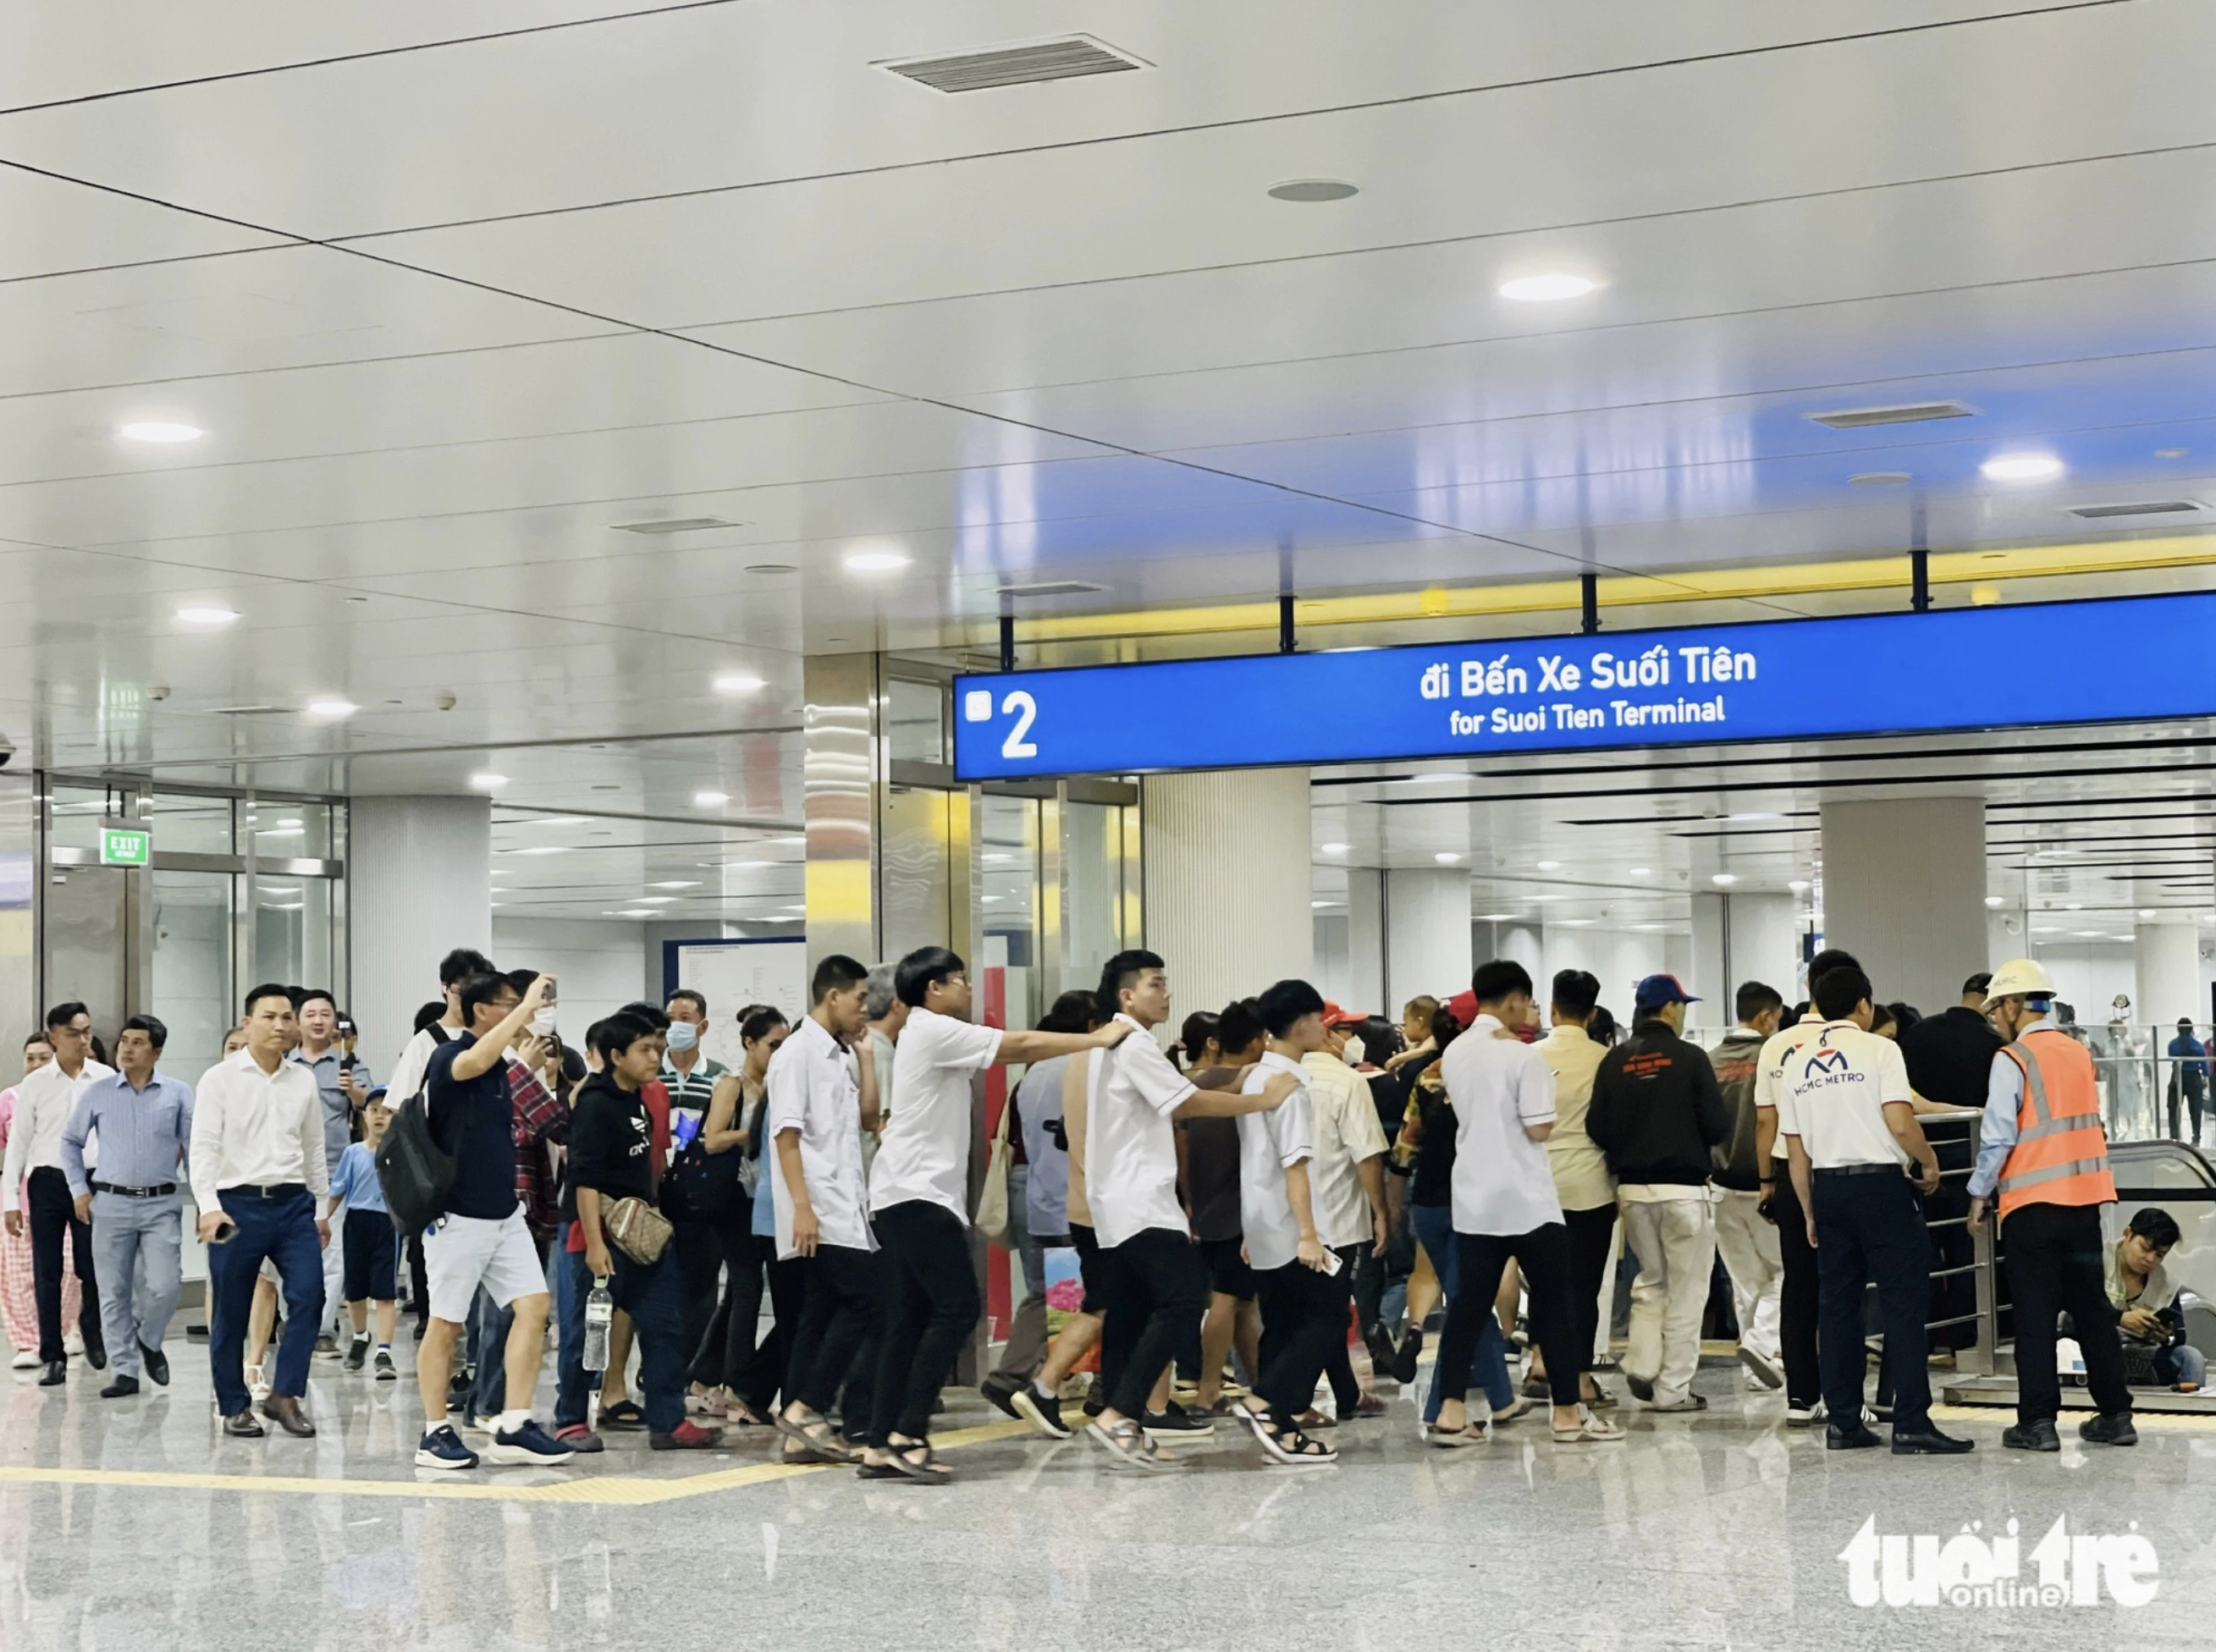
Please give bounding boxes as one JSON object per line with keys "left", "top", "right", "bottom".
{"left": 1443, "top": 1016, "right": 1564, "bottom": 1236}
{"left": 765, "top": 1015, "right": 877, "bottom": 1258}
{"left": 1083, "top": 1016, "right": 1197, "bottom": 1249}
{"left": 1236, "top": 1051, "right": 1315, "bottom": 1271}
{"left": 1754, "top": 1021, "right": 1823, "bottom": 1161}
{"left": 868, "top": 1006, "right": 1002, "bottom": 1222}
{"left": 1774, "top": 1021, "right": 1912, "bottom": 1170}
{"left": 1301, "top": 1050, "right": 1387, "bottom": 1251}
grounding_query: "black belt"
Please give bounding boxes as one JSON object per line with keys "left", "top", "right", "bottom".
{"left": 1812, "top": 1163, "right": 1906, "bottom": 1178}
{"left": 220, "top": 1182, "right": 308, "bottom": 1199}
{"left": 91, "top": 1180, "right": 175, "bottom": 1198}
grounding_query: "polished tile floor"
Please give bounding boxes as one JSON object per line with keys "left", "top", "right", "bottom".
{"left": 1, "top": 1343, "right": 2208, "bottom": 1650}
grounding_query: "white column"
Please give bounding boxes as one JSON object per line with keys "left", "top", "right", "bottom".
{"left": 1386, "top": 868, "right": 1472, "bottom": 1009}
{"left": 1497, "top": 923, "right": 1545, "bottom": 988}
{"left": 1344, "top": 867, "right": 1386, "bottom": 1017}
{"left": 1688, "top": 892, "right": 1727, "bottom": 1009}
{"left": 1728, "top": 892, "right": 1800, "bottom": 1004}
{"left": 1819, "top": 796, "right": 1987, "bottom": 1016}
{"left": 2136, "top": 917, "right": 2202, "bottom": 1027}
{"left": 1142, "top": 768, "right": 1313, "bottom": 1021}
{"left": 350, "top": 796, "right": 491, "bottom": 1071}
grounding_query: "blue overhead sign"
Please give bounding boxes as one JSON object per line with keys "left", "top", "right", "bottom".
{"left": 954, "top": 589, "right": 2216, "bottom": 779}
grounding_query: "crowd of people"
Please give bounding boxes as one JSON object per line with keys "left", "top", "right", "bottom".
{"left": 0, "top": 932, "right": 2185, "bottom": 1476}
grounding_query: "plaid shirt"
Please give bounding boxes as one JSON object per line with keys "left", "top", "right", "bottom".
{"left": 507, "top": 1058, "right": 569, "bottom": 1246}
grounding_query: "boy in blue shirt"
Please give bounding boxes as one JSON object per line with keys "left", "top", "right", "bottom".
{"left": 329, "top": 1092, "right": 399, "bottom": 1380}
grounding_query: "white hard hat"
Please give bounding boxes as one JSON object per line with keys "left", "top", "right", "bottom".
{"left": 1982, "top": 958, "right": 2055, "bottom": 1010}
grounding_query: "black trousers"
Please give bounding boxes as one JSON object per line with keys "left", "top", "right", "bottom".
{"left": 785, "top": 1243, "right": 879, "bottom": 1417}
{"left": 1320, "top": 1245, "right": 1368, "bottom": 1408}
{"left": 1812, "top": 1169, "right": 1931, "bottom": 1433}
{"left": 1099, "top": 1227, "right": 1210, "bottom": 1418}
{"left": 1259, "top": 1257, "right": 1354, "bottom": 1423}
{"left": 1436, "top": 1223, "right": 1580, "bottom": 1408}
{"left": 1563, "top": 1202, "right": 1617, "bottom": 1377}
{"left": 407, "top": 1231, "right": 430, "bottom": 1330}
{"left": 2004, "top": 1201, "right": 2131, "bottom": 1423}
{"left": 1768, "top": 1171, "right": 1822, "bottom": 1407}
{"left": 27, "top": 1167, "right": 101, "bottom": 1363}
{"left": 684, "top": 1216, "right": 761, "bottom": 1387}
{"left": 868, "top": 1200, "right": 982, "bottom": 1444}
{"left": 670, "top": 1217, "right": 725, "bottom": 1381}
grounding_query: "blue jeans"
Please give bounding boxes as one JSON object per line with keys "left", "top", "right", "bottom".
{"left": 207, "top": 1187, "right": 324, "bottom": 1416}
{"left": 1412, "top": 1203, "right": 1513, "bottom": 1420}
{"left": 556, "top": 1241, "right": 687, "bottom": 1434}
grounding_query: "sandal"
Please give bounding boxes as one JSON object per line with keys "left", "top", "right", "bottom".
{"left": 1491, "top": 1397, "right": 1535, "bottom": 1425}
{"left": 855, "top": 1459, "right": 904, "bottom": 1479}
{"left": 1259, "top": 1423, "right": 1337, "bottom": 1465}
{"left": 725, "top": 1396, "right": 769, "bottom": 1427}
{"left": 1553, "top": 1407, "right": 1628, "bottom": 1444}
{"left": 1346, "top": 1394, "right": 1389, "bottom": 1420}
{"left": 1195, "top": 1395, "right": 1237, "bottom": 1418}
{"left": 774, "top": 1410, "right": 861, "bottom": 1463}
{"left": 598, "top": 1400, "right": 647, "bottom": 1431}
{"left": 1423, "top": 1421, "right": 1488, "bottom": 1449}
{"left": 883, "top": 1438, "right": 951, "bottom": 1485}
{"left": 1295, "top": 1407, "right": 1335, "bottom": 1430}
{"left": 1089, "top": 1415, "right": 1170, "bottom": 1470}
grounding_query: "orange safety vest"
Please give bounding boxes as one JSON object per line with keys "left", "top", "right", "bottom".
{"left": 1995, "top": 1032, "right": 2117, "bottom": 1221}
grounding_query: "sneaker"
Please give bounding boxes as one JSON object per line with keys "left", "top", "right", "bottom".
{"left": 1012, "top": 1385, "right": 1072, "bottom": 1440}
{"left": 313, "top": 1334, "right": 339, "bottom": 1357}
{"left": 1646, "top": 1393, "right": 1709, "bottom": 1413}
{"left": 2003, "top": 1418, "right": 2061, "bottom": 1452}
{"left": 459, "top": 1412, "right": 494, "bottom": 1436}
{"left": 1080, "top": 1382, "right": 1105, "bottom": 1418}
{"left": 1142, "top": 1401, "right": 1215, "bottom": 1441}
{"left": 488, "top": 1418, "right": 576, "bottom": 1466}
{"left": 1623, "top": 1372, "right": 1656, "bottom": 1402}
{"left": 416, "top": 1423, "right": 480, "bottom": 1470}
{"left": 979, "top": 1371, "right": 1024, "bottom": 1419}
{"left": 553, "top": 1423, "right": 606, "bottom": 1454}
{"left": 344, "top": 1335, "right": 369, "bottom": 1373}
{"left": 1737, "top": 1346, "right": 1783, "bottom": 1390}
{"left": 10, "top": 1350, "right": 37, "bottom": 1370}
{"left": 2078, "top": 1412, "right": 2138, "bottom": 1447}
{"left": 1390, "top": 1327, "right": 1423, "bottom": 1386}
{"left": 650, "top": 1419, "right": 725, "bottom": 1451}
{"left": 373, "top": 1349, "right": 397, "bottom": 1382}
{"left": 1785, "top": 1401, "right": 1822, "bottom": 1428}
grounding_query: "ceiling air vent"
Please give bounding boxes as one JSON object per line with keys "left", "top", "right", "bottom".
{"left": 995, "top": 580, "right": 1105, "bottom": 598}
{"left": 877, "top": 35, "right": 1149, "bottom": 94}
{"left": 2066, "top": 499, "right": 2206, "bottom": 520}
{"left": 1806, "top": 401, "right": 1976, "bottom": 429}
{"left": 613, "top": 517, "right": 740, "bottom": 535}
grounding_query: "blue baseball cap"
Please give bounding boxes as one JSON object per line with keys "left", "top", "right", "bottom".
{"left": 1634, "top": 973, "right": 1701, "bottom": 1011}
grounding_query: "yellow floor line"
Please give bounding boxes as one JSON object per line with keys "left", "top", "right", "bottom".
{"left": 0, "top": 1418, "right": 1036, "bottom": 1506}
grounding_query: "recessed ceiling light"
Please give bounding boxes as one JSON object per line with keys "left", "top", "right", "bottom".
{"left": 1789, "top": 879, "right": 1812, "bottom": 894}
{"left": 176, "top": 606, "right": 238, "bottom": 626}
{"left": 1477, "top": 913, "right": 1520, "bottom": 922}
{"left": 611, "top": 517, "right": 739, "bottom": 535}
{"left": 303, "top": 698, "right": 356, "bottom": 719}
{"left": 745, "top": 563, "right": 800, "bottom": 575}
{"left": 609, "top": 908, "right": 659, "bottom": 918}
{"left": 510, "top": 845, "right": 567, "bottom": 857}
{"left": 713, "top": 671, "right": 765, "bottom": 695}
{"left": 1557, "top": 917, "right": 1593, "bottom": 928}
{"left": 1434, "top": 851, "right": 1462, "bottom": 864}
{"left": 1629, "top": 867, "right": 1653, "bottom": 878}
{"left": 694, "top": 790, "right": 730, "bottom": 807}
{"left": 1498, "top": 273, "right": 1600, "bottom": 302}
{"left": 635, "top": 896, "right": 676, "bottom": 906}
{"left": 1982, "top": 453, "right": 2064, "bottom": 482}
{"left": 469, "top": 773, "right": 508, "bottom": 790}
{"left": 1849, "top": 471, "right": 1912, "bottom": 487}
{"left": 2138, "top": 908, "right": 2158, "bottom": 919}
{"left": 1726, "top": 812, "right": 1782, "bottom": 822}
{"left": 1984, "top": 895, "right": 2004, "bottom": 908}
{"left": 1320, "top": 842, "right": 1348, "bottom": 854}
{"left": 844, "top": 547, "right": 910, "bottom": 574}
{"left": 1267, "top": 179, "right": 1359, "bottom": 203}
{"left": 1535, "top": 860, "right": 1562, "bottom": 871}
{"left": 649, "top": 881, "right": 702, "bottom": 890}
{"left": 118, "top": 421, "right": 205, "bottom": 444}
{"left": 1711, "top": 873, "right": 1739, "bottom": 886}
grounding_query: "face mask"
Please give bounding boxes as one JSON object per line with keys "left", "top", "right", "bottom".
{"left": 665, "top": 1021, "right": 698, "bottom": 1054}
{"left": 530, "top": 1010, "right": 558, "bottom": 1039}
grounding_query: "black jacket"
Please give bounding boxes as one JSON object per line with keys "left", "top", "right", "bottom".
{"left": 1586, "top": 1018, "right": 1730, "bottom": 1188}
{"left": 1898, "top": 1005, "right": 2003, "bottom": 1110}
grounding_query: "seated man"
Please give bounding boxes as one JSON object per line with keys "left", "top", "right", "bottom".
{"left": 2106, "top": 1208, "right": 2204, "bottom": 1391}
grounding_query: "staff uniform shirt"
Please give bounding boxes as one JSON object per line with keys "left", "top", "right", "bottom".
{"left": 1301, "top": 1050, "right": 1388, "bottom": 1250}
{"left": 764, "top": 1016, "right": 876, "bottom": 1258}
{"left": 1965, "top": 1021, "right": 2078, "bottom": 1199}
{"left": 0, "top": 1059, "right": 114, "bottom": 1210}
{"left": 1442, "top": 1016, "right": 1563, "bottom": 1237}
{"left": 1538, "top": 1024, "right": 1613, "bottom": 1211}
{"left": 60, "top": 1071, "right": 194, "bottom": 1196}
{"left": 1773, "top": 1020, "right": 1913, "bottom": 1170}
{"left": 1753, "top": 1021, "right": 1825, "bottom": 1165}
{"left": 294, "top": 1045, "right": 372, "bottom": 1176}
{"left": 868, "top": 1006, "right": 1001, "bottom": 1222}
{"left": 1014, "top": 1055, "right": 1072, "bottom": 1239}
{"left": 1083, "top": 1016, "right": 1198, "bottom": 1248}
{"left": 189, "top": 1047, "right": 330, "bottom": 1210}
{"left": 1236, "top": 1051, "right": 1315, "bottom": 1271}
{"left": 327, "top": 1140, "right": 389, "bottom": 1215}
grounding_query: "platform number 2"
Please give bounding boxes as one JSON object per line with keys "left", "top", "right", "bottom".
{"left": 963, "top": 687, "right": 1039, "bottom": 761}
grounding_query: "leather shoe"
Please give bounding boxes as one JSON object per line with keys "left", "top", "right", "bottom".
{"left": 37, "top": 1360, "right": 65, "bottom": 1387}
{"left": 223, "top": 1409, "right": 266, "bottom": 1438}
{"left": 99, "top": 1375, "right": 140, "bottom": 1398}
{"left": 85, "top": 1344, "right": 107, "bottom": 1371}
{"left": 1825, "top": 1422, "right": 1882, "bottom": 1450}
{"left": 141, "top": 1342, "right": 169, "bottom": 1386}
{"left": 2003, "top": 1418, "right": 2060, "bottom": 1451}
{"left": 1892, "top": 1426, "right": 1976, "bottom": 1455}
{"left": 261, "top": 1392, "right": 317, "bottom": 1437}
{"left": 2079, "top": 1411, "right": 2138, "bottom": 1446}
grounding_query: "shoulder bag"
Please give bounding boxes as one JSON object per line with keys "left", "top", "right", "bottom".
{"left": 973, "top": 1095, "right": 1015, "bottom": 1247}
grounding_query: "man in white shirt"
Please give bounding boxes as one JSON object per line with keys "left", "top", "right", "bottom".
{"left": 857, "top": 945, "right": 1130, "bottom": 1483}
{"left": 1304, "top": 1007, "right": 1391, "bottom": 1423}
{"left": 191, "top": 983, "right": 331, "bottom": 1441}
{"left": 1430, "top": 961, "right": 1624, "bottom": 1447}
{"left": 2, "top": 1002, "right": 116, "bottom": 1379}
{"left": 769, "top": 955, "right": 882, "bottom": 1466}
{"left": 1227, "top": 979, "right": 1344, "bottom": 1465}
{"left": 1778, "top": 966, "right": 1971, "bottom": 1457}
{"left": 1083, "top": 950, "right": 1298, "bottom": 1469}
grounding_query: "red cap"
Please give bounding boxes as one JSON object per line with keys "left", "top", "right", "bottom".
{"left": 1320, "top": 1001, "right": 1364, "bottom": 1028}
{"left": 1446, "top": 989, "right": 1478, "bottom": 1025}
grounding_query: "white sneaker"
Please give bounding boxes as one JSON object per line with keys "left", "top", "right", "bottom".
{"left": 10, "top": 1349, "right": 36, "bottom": 1370}
{"left": 63, "top": 1331, "right": 84, "bottom": 1357}
{"left": 1737, "top": 1346, "right": 1783, "bottom": 1390}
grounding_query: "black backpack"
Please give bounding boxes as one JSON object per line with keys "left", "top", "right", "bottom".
{"left": 374, "top": 1030, "right": 462, "bottom": 1234}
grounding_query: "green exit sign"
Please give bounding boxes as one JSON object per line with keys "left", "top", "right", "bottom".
{"left": 99, "top": 827, "right": 151, "bottom": 867}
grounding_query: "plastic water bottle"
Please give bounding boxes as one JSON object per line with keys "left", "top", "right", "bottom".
{"left": 583, "top": 1279, "right": 614, "bottom": 1373}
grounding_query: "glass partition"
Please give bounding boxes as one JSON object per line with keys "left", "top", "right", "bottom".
{"left": 152, "top": 872, "right": 234, "bottom": 1084}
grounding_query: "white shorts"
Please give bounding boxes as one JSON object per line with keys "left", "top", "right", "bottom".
{"left": 422, "top": 1209, "right": 547, "bottom": 1322}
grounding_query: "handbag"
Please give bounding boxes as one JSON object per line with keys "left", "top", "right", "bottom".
{"left": 604, "top": 1195, "right": 674, "bottom": 1264}
{"left": 973, "top": 1097, "right": 1015, "bottom": 1247}
{"left": 669, "top": 1137, "right": 747, "bottom": 1221}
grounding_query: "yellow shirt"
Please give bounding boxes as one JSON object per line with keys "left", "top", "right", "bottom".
{"left": 1539, "top": 1024, "right": 1613, "bottom": 1212}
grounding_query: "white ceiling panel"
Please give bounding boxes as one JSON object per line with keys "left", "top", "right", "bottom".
{"left": 0, "top": 163, "right": 282, "bottom": 281}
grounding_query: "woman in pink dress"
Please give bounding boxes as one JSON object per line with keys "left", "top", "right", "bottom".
{"left": 0, "top": 1032, "right": 80, "bottom": 1368}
